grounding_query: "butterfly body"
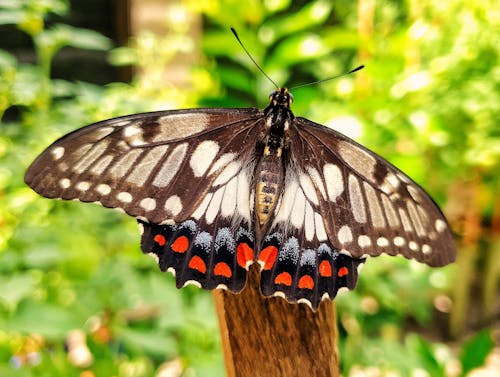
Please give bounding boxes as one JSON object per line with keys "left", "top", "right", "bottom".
{"left": 25, "top": 88, "right": 456, "bottom": 310}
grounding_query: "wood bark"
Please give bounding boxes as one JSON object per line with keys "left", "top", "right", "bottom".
{"left": 213, "top": 266, "right": 340, "bottom": 377}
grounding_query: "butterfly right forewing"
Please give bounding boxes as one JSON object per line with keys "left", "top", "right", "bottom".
{"left": 290, "top": 117, "right": 456, "bottom": 267}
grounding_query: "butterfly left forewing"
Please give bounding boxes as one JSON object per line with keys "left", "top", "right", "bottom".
{"left": 25, "top": 108, "right": 263, "bottom": 293}
{"left": 25, "top": 108, "right": 261, "bottom": 223}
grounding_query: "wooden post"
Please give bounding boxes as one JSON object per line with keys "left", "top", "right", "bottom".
{"left": 213, "top": 266, "right": 340, "bottom": 377}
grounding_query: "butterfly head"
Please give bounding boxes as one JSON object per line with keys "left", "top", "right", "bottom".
{"left": 268, "top": 87, "right": 293, "bottom": 109}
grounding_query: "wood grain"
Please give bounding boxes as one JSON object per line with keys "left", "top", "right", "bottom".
{"left": 213, "top": 265, "right": 340, "bottom": 377}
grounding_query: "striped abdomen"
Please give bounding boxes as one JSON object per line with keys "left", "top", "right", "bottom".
{"left": 255, "top": 148, "right": 284, "bottom": 229}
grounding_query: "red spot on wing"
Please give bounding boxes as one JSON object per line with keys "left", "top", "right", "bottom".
{"left": 298, "top": 275, "right": 314, "bottom": 289}
{"left": 236, "top": 243, "right": 254, "bottom": 269}
{"left": 214, "top": 262, "right": 232, "bottom": 278}
{"left": 171, "top": 236, "right": 189, "bottom": 253}
{"left": 258, "top": 246, "right": 278, "bottom": 270}
{"left": 274, "top": 272, "right": 292, "bottom": 286}
{"left": 338, "top": 266, "right": 349, "bottom": 277}
{"left": 319, "top": 260, "right": 332, "bottom": 277}
{"left": 188, "top": 255, "right": 206, "bottom": 273}
{"left": 153, "top": 234, "right": 166, "bottom": 246}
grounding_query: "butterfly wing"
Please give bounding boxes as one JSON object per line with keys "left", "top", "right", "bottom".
{"left": 25, "top": 108, "right": 264, "bottom": 292}
{"left": 257, "top": 116, "right": 456, "bottom": 309}
{"left": 292, "top": 117, "right": 456, "bottom": 266}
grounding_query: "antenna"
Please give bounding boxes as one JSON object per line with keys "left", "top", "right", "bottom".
{"left": 289, "top": 65, "right": 365, "bottom": 90}
{"left": 231, "top": 27, "right": 279, "bottom": 89}
{"left": 231, "top": 27, "right": 364, "bottom": 90}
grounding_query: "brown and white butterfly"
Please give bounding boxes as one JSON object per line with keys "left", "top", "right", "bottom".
{"left": 24, "top": 87, "right": 456, "bottom": 310}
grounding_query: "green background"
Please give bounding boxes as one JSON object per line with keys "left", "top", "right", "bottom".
{"left": 0, "top": 0, "right": 498, "bottom": 376}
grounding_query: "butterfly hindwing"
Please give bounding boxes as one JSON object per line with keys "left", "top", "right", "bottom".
{"left": 139, "top": 219, "right": 254, "bottom": 292}
{"left": 258, "top": 230, "right": 364, "bottom": 309}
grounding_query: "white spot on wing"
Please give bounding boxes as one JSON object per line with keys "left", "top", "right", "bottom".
{"left": 348, "top": 174, "right": 366, "bottom": 223}
{"left": 108, "top": 149, "right": 142, "bottom": 179}
{"left": 435, "top": 219, "right": 447, "bottom": 233}
{"left": 147, "top": 252, "right": 159, "bottom": 264}
{"left": 220, "top": 177, "right": 238, "bottom": 217}
{"left": 304, "top": 202, "right": 315, "bottom": 241}
{"left": 407, "top": 201, "right": 426, "bottom": 237}
{"left": 381, "top": 194, "right": 399, "bottom": 227}
{"left": 154, "top": 113, "right": 209, "bottom": 142}
{"left": 407, "top": 185, "right": 422, "bottom": 202}
{"left": 192, "top": 193, "right": 213, "bottom": 220}
{"left": 290, "top": 190, "right": 306, "bottom": 229}
{"left": 90, "top": 126, "right": 114, "bottom": 140}
{"left": 90, "top": 155, "right": 114, "bottom": 175}
{"left": 306, "top": 166, "right": 327, "bottom": 200}
{"left": 323, "top": 163, "right": 343, "bottom": 202}
{"left": 212, "top": 160, "right": 241, "bottom": 186}
{"left": 399, "top": 208, "right": 414, "bottom": 233}
{"left": 337, "top": 140, "right": 376, "bottom": 181}
{"left": 190, "top": 140, "right": 220, "bottom": 177}
{"left": 206, "top": 187, "right": 224, "bottom": 224}
{"left": 96, "top": 184, "right": 111, "bottom": 195}
{"left": 59, "top": 178, "right": 71, "bottom": 189}
{"left": 72, "top": 141, "right": 109, "bottom": 174}
{"left": 337, "top": 225, "right": 353, "bottom": 244}
{"left": 117, "top": 191, "right": 133, "bottom": 203}
{"left": 51, "top": 146, "right": 65, "bottom": 160}
{"left": 273, "top": 178, "right": 299, "bottom": 224}
{"left": 183, "top": 280, "right": 202, "bottom": 288}
{"left": 386, "top": 173, "right": 400, "bottom": 188}
{"left": 208, "top": 153, "right": 237, "bottom": 175}
{"left": 152, "top": 143, "right": 187, "bottom": 187}
{"left": 236, "top": 171, "right": 251, "bottom": 220}
{"left": 140, "top": 197, "right": 156, "bottom": 211}
{"left": 358, "top": 235, "right": 371, "bottom": 248}
{"left": 165, "top": 195, "right": 182, "bottom": 216}
{"left": 127, "top": 145, "right": 170, "bottom": 186}
{"left": 123, "top": 124, "right": 145, "bottom": 146}
{"left": 314, "top": 213, "right": 328, "bottom": 241}
{"left": 76, "top": 181, "right": 90, "bottom": 191}
{"left": 123, "top": 124, "right": 142, "bottom": 138}
{"left": 364, "top": 182, "right": 386, "bottom": 228}
{"left": 376, "top": 237, "right": 389, "bottom": 247}
{"left": 409, "top": 241, "right": 419, "bottom": 251}
{"left": 393, "top": 236, "right": 405, "bottom": 247}
{"left": 299, "top": 173, "right": 319, "bottom": 205}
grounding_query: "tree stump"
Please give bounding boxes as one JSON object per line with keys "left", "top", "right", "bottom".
{"left": 213, "top": 265, "right": 340, "bottom": 377}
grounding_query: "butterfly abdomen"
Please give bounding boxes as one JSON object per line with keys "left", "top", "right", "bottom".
{"left": 255, "top": 146, "right": 285, "bottom": 231}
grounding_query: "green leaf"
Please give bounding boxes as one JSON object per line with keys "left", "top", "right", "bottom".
{"left": 260, "top": 0, "right": 332, "bottom": 42}
{"left": 460, "top": 330, "right": 494, "bottom": 376}
{"left": 0, "top": 273, "right": 37, "bottom": 309}
{"left": 116, "top": 327, "right": 177, "bottom": 357}
{"left": 266, "top": 33, "right": 329, "bottom": 69}
{"left": 6, "top": 300, "right": 81, "bottom": 338}
{"left": 0, "top": 10, "right": 23, "bottom": 25}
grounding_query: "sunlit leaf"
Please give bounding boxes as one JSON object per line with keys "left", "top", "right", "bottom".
{"left": 460, "top": 330, "right": 494, "bottom": 375}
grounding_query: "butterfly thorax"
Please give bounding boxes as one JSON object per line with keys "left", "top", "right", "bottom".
{"left": 255, "top": 88, "right": 294, "bottom": 235}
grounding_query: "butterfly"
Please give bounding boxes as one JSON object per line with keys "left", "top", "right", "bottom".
{"left": 24, "top": 81, "right": 456, "bottom": 310}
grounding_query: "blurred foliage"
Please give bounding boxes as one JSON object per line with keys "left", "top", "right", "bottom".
{"left": 0, "top": 0, "right": 498, "bottom": 376}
